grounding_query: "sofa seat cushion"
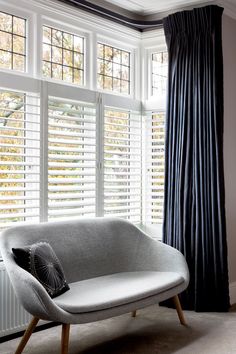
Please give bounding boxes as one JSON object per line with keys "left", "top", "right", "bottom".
{"left": 54, "top": 271, "right": 184, "bottom": 314}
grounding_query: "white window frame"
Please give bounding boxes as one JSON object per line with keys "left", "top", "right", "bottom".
{"left": 40, "top": 18, "right": 90, "bottom": 89}
{"left": 0, "top": 2, "right": 36, "bottom": 76}
{"left": 96, "top": 35, "right": 138, "bottom": 99}
{"left": 0, "top": 0, "right": 168, "bottom": 249}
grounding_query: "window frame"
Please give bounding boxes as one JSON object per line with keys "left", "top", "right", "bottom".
{"left": 0, "top": 3, "right": 35, "bottom": 76}
{"left": 41, "top": 18, "right": 90, "bottom": 89}
{"left": 96, "top": 35, "right": 136, "bottom": 99}
{"left": 0, "top": 0, "right": 168, "bottom": 251}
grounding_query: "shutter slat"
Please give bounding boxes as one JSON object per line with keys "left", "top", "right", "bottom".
{"left": 104, "top": 107, "right": 142, "bottom": 223}
{"left": 48, "top": 97, "right": 96, "bottom": 220}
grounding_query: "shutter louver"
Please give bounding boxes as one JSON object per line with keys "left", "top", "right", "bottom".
{"left": 0, "top": 89, "right": 40, "bottom": 229}
{"left": 145, "top": 112, "right": 165, "bottom": 224}
{"left": 48, "top": 97, "right": 96, "bottom": 221}
{"left": 103, "top": 108, "right": 142, "bottom": 223}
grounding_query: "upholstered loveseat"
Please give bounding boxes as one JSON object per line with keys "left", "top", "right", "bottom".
{"left": 0, "top": 217, "right": 189, "bottom": 354}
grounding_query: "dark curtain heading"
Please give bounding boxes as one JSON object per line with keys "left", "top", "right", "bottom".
{"left": 163, "top": 5, "right": 230, "bottom": 311}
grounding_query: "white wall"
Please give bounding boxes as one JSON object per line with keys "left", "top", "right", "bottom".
{"left": 222, "top": 14, "right": 236, "bottom": 302}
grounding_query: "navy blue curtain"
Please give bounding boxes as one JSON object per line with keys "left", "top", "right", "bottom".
{"left": 163, "top": 5, "right": 230, "bottom": 311}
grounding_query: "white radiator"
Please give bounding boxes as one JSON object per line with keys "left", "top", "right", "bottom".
{"left": 0, "top": 263, "right": 31, "bottom": 337}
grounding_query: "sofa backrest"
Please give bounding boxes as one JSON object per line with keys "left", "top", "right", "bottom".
{"left": 0, "top": 217, "right": 149, "bottom": 283}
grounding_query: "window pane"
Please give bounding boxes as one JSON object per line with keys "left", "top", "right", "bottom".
{"left": 0, "top": 50, "right": 11, "bottom": 69}
{"left": 43, "top": 26, "right": 51, "bottom": 44}
{"left": 0, "top": 12, "right": 26, "bottom": 72}
{"left": 0, "top": 12, "right": 12, "bottom": 32}
{"left": 52, "top": 29, "right": 62, "bottom": 47}
{"left": 0, "top": 32, "right": 11, "bottom": 51}
{"left": 97, "top": 43, "right": 130, "bottom": 94}
{"left": 63, "top": 49, "right": 73, "bottom": 66}
{"left": 13, "top": 17, "right": 25, "bottom": 36}
{"left": 13, "top": 54, "right": 24, "bottom": 71}
{"left": 52, "top": 63, "right": 62, "bottom": 80}
{"left": 152, "top": 51, "right": 168, "bottom": 96}
{"left": 13, "top": 35, "right": 25, "bottom": 55}
{"left": 42, "top": 25, "right": 84, "bottom": 85}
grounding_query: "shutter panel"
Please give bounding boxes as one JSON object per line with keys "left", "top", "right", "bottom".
{"left": 0, "top": 89, "right": 40, "bottom": 229}
{"left": 103, "top": 107, "right": 142, "bottom": 223}
{"left": 145, "top": 112, "right": 165, "bottom": 224}
{"left": 48, "top": 97, "right": 96, "bottom": 221}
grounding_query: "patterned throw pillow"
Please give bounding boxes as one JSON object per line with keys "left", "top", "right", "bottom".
{"left": 12, "top": 242, "right": 70, "bottom": 298}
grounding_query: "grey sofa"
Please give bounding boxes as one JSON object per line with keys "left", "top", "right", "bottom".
{"left": 0, "top": 217, "right": 189, "bottom": 354}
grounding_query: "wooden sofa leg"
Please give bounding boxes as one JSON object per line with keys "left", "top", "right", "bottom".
{"left": 15, "top": 317, "right": 39, "bottom": 354}
{"left": 61, "top": 323, "right": 70, "bottom": 354}
{"left": 131, "top": 310, "right": 137, "bottom": 317}
{"left": 173, "top": 295, "right": 186, "bottom": 325}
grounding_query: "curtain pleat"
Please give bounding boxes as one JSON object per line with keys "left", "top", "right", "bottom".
{"left": 163, "top": 5, "right": 230, "bottom": 311}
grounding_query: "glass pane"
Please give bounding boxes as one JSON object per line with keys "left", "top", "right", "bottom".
{"left": 52, "top": 63, "right": 62, "bottom": 80}
{"left": 104, "top": 76, "right": 112, "bottom": 90}
{"left": 97, "top": 43, "right": 104, "bottom": 58}
{"left": 113, "top": 78, "right": 121, "bottom": 93}
{"left": 74, "top": 53, "right": 83, "bottom": 69}
{"left": 43, "top": 43, "right": 51, "bottom": 61}
{"left": 63, "top": 49, "right": 73, "bottom": 67}
{"left": 63, "top": 66, "right": 73, "bottom": 82}
{"left": 0, "top": 32, "right": 12, "bottom": 51}
{"left": 0, "top": 50, "right": 11, "bottom": 69}
{"left": 52, "top": 46, "right": 62, "bottom": 64}
{"left": 113, "top": 63, "right": 121, "bottom": 79}
{"left": 73, "top": 69, "right": 83, "bottom": 85}
{"left": 43, "top": 26, "right": 51, "bottom": 44}
{"left": 13, "top": 17, "right": 25, "bottom": 36}
{"left": 121, "top": 66, "right": 129, "bottom": 81}
{"left": 63, "top": 32, "right": 73, "bottom": 50}
{"left": 97, "top": 74, "right": 104, "bottom": 89}
{"left": 121, "top": 80, "right": 129, "bottom": 94}
{"left": 97, "top": 59, "right": 105, "bottom": 74}
{"left": 113, "top": 48, "right": 121, "bottom": 63}
{"left": 13, "top": 54, "right": 24, "bottom": 71}
{"left": 104, "top": 61, "right": 112, "bottom": 76}
{"left": 74, "top": 36, "right": 83, "bottom": 53}
{"left": 122, "top": 51, "right": 129, "bottom": 66}
{"left": 0, "top": 12, "right": 12, "bottom": 32}
{"left": 13, "top": 35, "right": 25, "bottom": 55}
{"left": 42, "top": 61, "right": 51, "bottom": 77}
{"left": 104, "top": 45, "right": 113, "bottom": 61}
{"left": 52, "top": 29, "right": 62, "bottom": 47}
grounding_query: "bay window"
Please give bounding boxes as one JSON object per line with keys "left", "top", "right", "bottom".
{"left": 0, "top": 1, "right": 167, "bottom": 237}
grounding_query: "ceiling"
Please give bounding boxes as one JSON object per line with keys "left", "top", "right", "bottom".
{"left": 101, "top": 0, "right": 210, "bottom": 16}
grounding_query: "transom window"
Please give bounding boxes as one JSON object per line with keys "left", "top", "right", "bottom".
{"left": 0, "top": 12, "right": 26, "bottom": 72}
{"left": 152, "top": 52, "right": 168, "bottom": 96}
{"left": 97, "top": 43, "right": 130, "bottom": 95}
{"left": 42, "top": 26, "right": 84, "bottom": 85}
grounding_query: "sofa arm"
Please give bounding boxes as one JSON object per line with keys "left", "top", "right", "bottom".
{"left": 5, "top": 256, "right": 67, "bottom": 322}
{"left": 132, "top": 231, "right": 189, "bottom": 285}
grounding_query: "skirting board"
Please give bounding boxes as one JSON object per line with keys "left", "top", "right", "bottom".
{"left": 229, "top": 282, "right": 236, "bottom": 305}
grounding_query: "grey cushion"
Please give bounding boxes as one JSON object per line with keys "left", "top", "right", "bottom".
{"left": 54, "top": 271, "right": 184, "bottom": 313}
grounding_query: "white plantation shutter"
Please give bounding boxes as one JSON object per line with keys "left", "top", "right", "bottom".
{"left": 0, "top": 89, "right": 40, "bottom": 229}
{"left": 48, "top": 97, "right": 96, "bottom": 221}
{"left": 145, "top": 111, "right": 165, "bottom": 224}
{"left": 103, "top": 107, "right": 142, "bottom": 223}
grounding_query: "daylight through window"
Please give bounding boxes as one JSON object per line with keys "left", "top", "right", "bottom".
{"left": 0, "top": 12, "right": 26, "bottom": 72}
{"left": 42, "top": 26, "right": 84, "bottom": 85}
{"left": 97, "top": 43, "right": 130, "bottom": 95}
